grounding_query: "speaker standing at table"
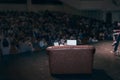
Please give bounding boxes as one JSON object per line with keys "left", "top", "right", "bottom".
{"left": 112, "top": 29, "right": 120, "bottom": 56}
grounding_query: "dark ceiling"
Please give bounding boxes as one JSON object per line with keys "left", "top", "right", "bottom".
{"left": 0, "top": 0, "right": 26, "bottom": 4}
{"left": 0, "top": 0, "right": 62, "bottom": 4}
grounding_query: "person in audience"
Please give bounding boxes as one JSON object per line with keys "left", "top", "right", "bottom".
{"left": 32, "top": 38, "right": 40, "bottom": 51}
{"left": 1, "top": 36, "right": 11, "bottom": 55}
{"left": 18, "top": 39, "right": 29, "bottom": 53}
{"left": 39, "top": 38, "right": 48, "bottom": 49}
{"left": 59, "top": 36, "right": 66, "bottom": 45}
{"left": 25, "top": 37, "right": 34, "bottom": 52}
{"left": 77, "top": 38, "right": 82, "bottom": 45}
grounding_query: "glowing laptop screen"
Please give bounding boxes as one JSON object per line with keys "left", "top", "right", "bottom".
{"left": 54, "top": 42, "right": 59, "bottom": 46}
{"left": 67, "top": 40, "right": 77, "bottom": 46}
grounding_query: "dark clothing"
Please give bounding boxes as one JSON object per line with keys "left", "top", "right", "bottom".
{"left": 114, "top": 34, "right": 120, "bottom": 53}
{"left": 2, "top": 38, "right": 9, "bottom": 47}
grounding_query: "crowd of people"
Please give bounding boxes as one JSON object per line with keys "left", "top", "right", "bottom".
{"left": 0, "top": 10, "right": 114, "bottom": 55}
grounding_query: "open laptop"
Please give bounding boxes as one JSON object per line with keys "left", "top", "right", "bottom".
{"left": 67, "top": 40, "right": 77, "bottom": 46}
{"left": 54, "top": 42, "right": 59, "bottom": 46}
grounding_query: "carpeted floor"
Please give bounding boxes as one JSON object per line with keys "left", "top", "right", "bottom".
{"left": 0, "top": 41, "right": 120, "bottom": 80}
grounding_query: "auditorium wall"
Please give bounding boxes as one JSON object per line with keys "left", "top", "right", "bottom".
{"left": 0, "top": 0, "right": 120, "bottom": 22}
{"left": 0, "top": 3, "right": 104, "bottom": 21}
{"left": 0, "top": 4, "right": 27, "bottom": 11}
{"left": 60, "top": 0, "right": 120, "bottom": 22}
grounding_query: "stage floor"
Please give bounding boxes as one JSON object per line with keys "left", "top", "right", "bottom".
{"left": 0, "top": 40, "right": 120, "bottom": 80}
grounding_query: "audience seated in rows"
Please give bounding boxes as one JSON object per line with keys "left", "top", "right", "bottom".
{"left": 0, "top": 10, "right": 114, "bottom": 55}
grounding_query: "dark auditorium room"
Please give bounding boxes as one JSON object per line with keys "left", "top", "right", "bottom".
{"left": 0, "top": 0, "right": 120, "bottom": 80}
